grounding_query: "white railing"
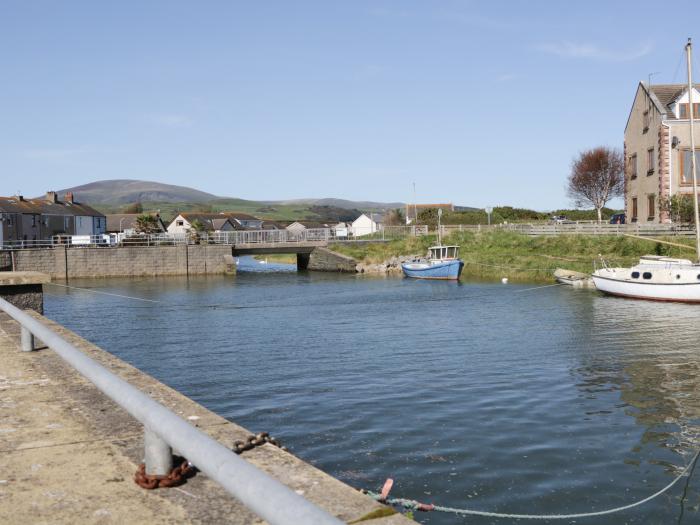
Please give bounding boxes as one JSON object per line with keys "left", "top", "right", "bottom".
{"left": 1, "top": 223, "right": 697, "bottom": 250}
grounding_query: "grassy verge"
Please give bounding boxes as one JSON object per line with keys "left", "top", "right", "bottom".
{"left": 331, "top": 231, "right": 697, "bottom": 283}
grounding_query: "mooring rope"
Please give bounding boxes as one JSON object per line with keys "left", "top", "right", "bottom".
{"left": 46, "top": 282, "right": 161, "bottom": 303}
{"left": 364, "top": 448, "right": 700, "bottom": 520}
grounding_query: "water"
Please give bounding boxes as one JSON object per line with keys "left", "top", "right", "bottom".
{"left": 44, "top": 258, "right": 700, "bottom": 524}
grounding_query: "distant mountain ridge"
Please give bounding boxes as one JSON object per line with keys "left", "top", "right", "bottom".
{"left": 54, "top": 179, "right": 408, "bottom": 211}
{"left": 53, "top": 180, "right": 220, "bottom": 205}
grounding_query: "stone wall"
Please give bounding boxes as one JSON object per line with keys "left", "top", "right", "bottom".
{"left": 306, "top": 247, "right": 357, "bottom": 272}
{"left": 10, "top": 245, "right": 232, "bottom": 279}
{"left": 0, "top": 251, "right": 12, "bottom": 271}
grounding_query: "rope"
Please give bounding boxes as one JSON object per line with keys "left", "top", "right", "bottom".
{"left": 46, "top": 282, "right": 161, "bottom": 303}
{"left": 365, "top": 448, "right": 700, "bottom": 520}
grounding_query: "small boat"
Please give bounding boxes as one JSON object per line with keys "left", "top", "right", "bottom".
{"left": 402, "top": 245, "right": 465, "bottom": 280}
{"left": 554, "top": 268, "right": 594, "bottom": 288}
{"left": 591, "top": 39, "right": 700, "bottom": 303}
{"left": 401, "top": 201, "right": 464, "bottom": 280}
{"left": 592, "top": 256, "right": 700, "bottom": 302}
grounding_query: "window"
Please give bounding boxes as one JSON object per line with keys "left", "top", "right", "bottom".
{"left": 647, "top": 148, "right": 655, "bottom": 175}
{"left": 680, "top": 149, "right": 700, "bottom": 184}
{"left": 631, "top": 271, "right": 640, "bottom": 279}
{"left": 643, "top": 110, "right": 650, "bottom": 132}
{"left": 679, "top": 103, "right": 700, "bottom": 119}
{"left": 643, "top": 272, "right": 653, "bottom": 279}
{"left": 629, "top": 154, "right": 638, "bottom": 179}
{"left": 632, "top": 197, "right": 638, "bottom": 221}
{"left": 31, "top": 215, "right": 36, "bottom": 227}
{"left": 176, "top": 220, "right": 184, "bottom": 226}
{"left": 647, "top": 194, "right": 655, "bottom": 220}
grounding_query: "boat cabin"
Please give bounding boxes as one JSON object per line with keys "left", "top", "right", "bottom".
{"left": 429, "top": 245, "right": 460, "bottom": 261}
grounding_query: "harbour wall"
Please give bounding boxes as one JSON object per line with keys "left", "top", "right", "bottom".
{"left": 7, "top": 245, "right": 234, "bottom": 279}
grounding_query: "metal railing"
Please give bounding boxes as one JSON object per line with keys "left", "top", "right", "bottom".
{"left": 2, "top": 223, "right": 697, "bottom": 251}
{"left": 0, "top": 297, "right": 341, "bottom": 525}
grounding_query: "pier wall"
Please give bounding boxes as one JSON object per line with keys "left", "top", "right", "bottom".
{"left": 8, "top": 245, "right": 232, "bottom": 279}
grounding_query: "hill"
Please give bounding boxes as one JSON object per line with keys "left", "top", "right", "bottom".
{"left": 54, "top": 180, "right": 220, "bottom": 205}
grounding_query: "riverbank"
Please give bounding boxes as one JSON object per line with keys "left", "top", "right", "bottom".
{"left": 332, "top": 230, "right": 697, "bottom": 282}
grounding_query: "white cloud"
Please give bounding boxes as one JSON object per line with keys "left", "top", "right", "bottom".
{"left": 536, "top": 41, "right": 653, "bottom": 62}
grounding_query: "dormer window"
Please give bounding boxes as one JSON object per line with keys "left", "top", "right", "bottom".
{"left": 679, "top": 103, "right": 700, "bottom": 119}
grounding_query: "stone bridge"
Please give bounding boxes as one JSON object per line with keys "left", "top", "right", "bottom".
{"left": 232, "top": 242, "right": 356, "bottom": 272}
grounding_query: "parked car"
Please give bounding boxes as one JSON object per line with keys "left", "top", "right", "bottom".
{"left": 550, "top": 215, "right": 574, "bottom": 224}
{"left": 609, "top": 213, "right": 626, "bottom": 224}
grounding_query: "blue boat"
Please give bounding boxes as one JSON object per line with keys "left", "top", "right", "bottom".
{"left": 402, "top": 245, "right": 464, "bottom": 280}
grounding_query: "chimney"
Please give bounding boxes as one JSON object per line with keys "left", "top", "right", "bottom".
{"left": 46, "top": 191, "right": 58, "bottom": 203}
{"left": 65, "top": 192, "right": 74, "bottom": 203}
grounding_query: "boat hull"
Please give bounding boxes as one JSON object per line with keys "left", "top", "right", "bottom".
{"left": 592, "top": 274, "right": 700, "bottom": 303}
{"left": 402, "top": 260, "right": 464, "bottom": 280}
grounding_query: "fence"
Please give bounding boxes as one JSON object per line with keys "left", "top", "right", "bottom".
{"left": 0, "top": 296, "right": 342, "bottom": 525}
{"left": 2, "top": 223, "right": 695, "bottom": 251}
{"left": 440, "top": 223, "right": 697, "bottom": 237}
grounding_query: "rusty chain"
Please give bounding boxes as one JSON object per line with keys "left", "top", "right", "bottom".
{"left": 233, "top": 432, "right": 287, "bottom": 454}
{"left": 134, "top": 456, "right": 197, "bottom": 490}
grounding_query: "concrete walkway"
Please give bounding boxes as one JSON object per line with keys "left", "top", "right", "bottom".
{"left": 0, "top": 312, "right": 410, "bottom": 524}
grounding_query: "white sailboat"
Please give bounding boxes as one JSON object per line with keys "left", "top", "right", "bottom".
{"left": 592, "top": 38, "right": 700, "bottom": 303}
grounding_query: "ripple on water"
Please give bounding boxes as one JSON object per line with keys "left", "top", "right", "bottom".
{"left": 45, "top": 275, "right": 700, "bottom": 524}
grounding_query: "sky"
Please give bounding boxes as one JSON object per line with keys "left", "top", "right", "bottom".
{"left": 1, "top": 1, "right": 699, "bottom": 210}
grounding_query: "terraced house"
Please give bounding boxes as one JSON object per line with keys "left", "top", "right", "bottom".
{"left": 0, "top": 191, "right": 105, "bottom": 245}
{"left": 625, "top": 82, "right": 700, "bottom": 223}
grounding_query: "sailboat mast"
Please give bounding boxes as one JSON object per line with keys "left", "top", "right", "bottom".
{"left": 686, "top": 38, "right": 700, "bottom": 262}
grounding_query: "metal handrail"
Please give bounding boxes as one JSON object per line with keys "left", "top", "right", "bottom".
{"left": 0, "top": 297, "right": 342, "bottom": 525}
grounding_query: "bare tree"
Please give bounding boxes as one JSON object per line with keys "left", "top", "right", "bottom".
{"left": 568, "top": 146, "right": 624, "bottom": 223}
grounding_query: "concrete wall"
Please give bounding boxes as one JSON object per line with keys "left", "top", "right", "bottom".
{"left": 10, "top": 245, "right": 233, "bottom": 279}
{"left": 305, "top": 247, "right": 357, "bottom": 272}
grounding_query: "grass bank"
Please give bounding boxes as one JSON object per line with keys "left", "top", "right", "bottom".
{"left": 332, "top": 231, "right": 697, "bottom": 283}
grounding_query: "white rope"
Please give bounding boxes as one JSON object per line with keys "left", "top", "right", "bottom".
{"left": 370, "top": 449, "right": 700, "bottom": 520}
{"left": 46, "top": 282, "right": 160, "bottom": 303}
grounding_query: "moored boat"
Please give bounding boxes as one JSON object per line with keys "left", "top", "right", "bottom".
{"left": 592, "top": 256, "right": 700, "bottom": 302}
{"left": 554, "top": 268, "right": 594, "bottom": 288}
{"left": 402, "top": 245, "right": 464, "bottom": 280}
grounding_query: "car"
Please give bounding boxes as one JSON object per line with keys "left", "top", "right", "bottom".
{"left": 609, "top": 213, "right": 626, "bottom": 224}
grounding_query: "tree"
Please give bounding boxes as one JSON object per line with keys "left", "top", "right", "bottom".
{"left": 384, "top": 208, "right": 405, "bottom": 226}
{"left": 660, "top": 194, "right": 695, "bottom": 223}
{"left": 188, "top": 218, "right": 205, "bottom": 244}
{"left": 124, "top": 201, "right": 143, "bottom": 214}
{"left": 134, "top": 214, "right": 160, "bottom": 234}
{"left": 567, "top": 147, "right": 624, "bottom": 223}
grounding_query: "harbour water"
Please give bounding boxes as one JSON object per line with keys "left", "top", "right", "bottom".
{"left": 45, "top": 258, "right": 700, "bottom": 524}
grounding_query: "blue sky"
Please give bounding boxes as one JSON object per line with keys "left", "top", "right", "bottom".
{"left": 1, "top": 1, "right": 698, "bottom": 210}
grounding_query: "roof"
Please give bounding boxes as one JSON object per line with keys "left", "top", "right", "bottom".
{"left": 106, "top": 214, "right": 166, "bottom": 233}
{"left": 0, "top": 195, "right": 104, "bottom": 217}
{"left": 172, "top": 213, "right": 241, "bottom": 231}
{"left": 211, "top": 218, "right": 233, "bottom": 230}
{"left": 628, "top": 82, "right": 700, "bottom": 129}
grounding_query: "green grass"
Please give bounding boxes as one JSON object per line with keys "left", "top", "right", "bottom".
{"left": 332, "top": 231, "right": 697, "bottom": 283}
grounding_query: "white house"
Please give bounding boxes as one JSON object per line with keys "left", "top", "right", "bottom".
{"left": 167, "top": 213, "right": 236, "bottom": 235}
{"left": 351, "top": 213, "right": 381, "bottom": 237}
